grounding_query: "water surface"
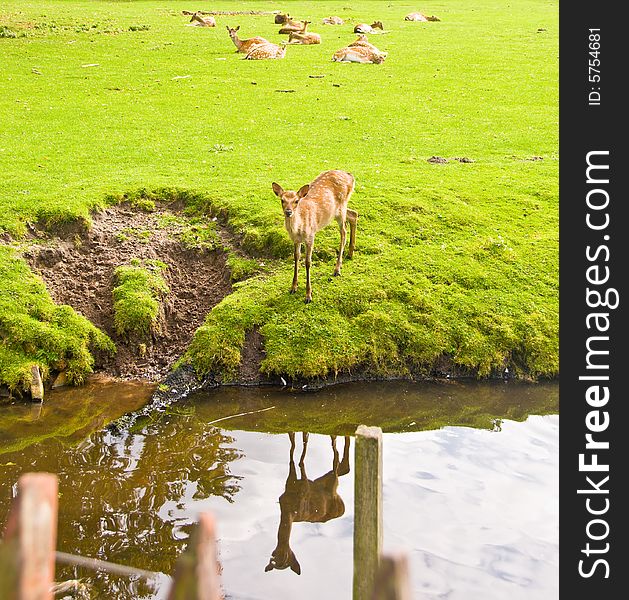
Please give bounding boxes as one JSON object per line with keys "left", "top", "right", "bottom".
{"left": 0, "top": 380, "right": 558, "bottom": 599}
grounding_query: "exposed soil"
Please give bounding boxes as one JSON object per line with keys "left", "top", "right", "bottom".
{"left": 24, "top": 204, "right": 233, "bottom": 381}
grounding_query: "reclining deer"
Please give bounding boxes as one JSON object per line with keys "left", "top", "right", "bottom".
{"left": 226, "top": 25, "right": 269, "bottom": 53}
{"left": 272, "top": 170, "right": 358, "bottom": 303}
{"left": 265, "top": 433, "right": 351, "bottom": 575}
{"left": 185, "top": 11, "right": 216, "bottom": 27}
{"left": 288, "top": 29, "right": 321, "bottom": 45}
{"left": 279, "top": 19, "right": 310, "bottom": 34}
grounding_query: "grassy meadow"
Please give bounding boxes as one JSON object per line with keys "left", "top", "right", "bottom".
{"left": 0, "top": 1, "right": 558, "bottom": 390}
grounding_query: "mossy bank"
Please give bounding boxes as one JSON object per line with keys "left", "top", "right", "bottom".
{"left": 0, "top": 1, "right": 558, "bottom": 396}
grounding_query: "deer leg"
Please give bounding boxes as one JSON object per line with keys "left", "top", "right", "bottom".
{"left": 304, "top": 241, "right": 314, "bottom": 303}
{"left": 346, "top": 209, "right": 358, "bottom": 258}
{"left": 338, "top": 436, "right": 351, "bottom": 476}
{"left": 334, "top": 218, "right": 346, "bottom": 276}
{"left": 331, "top": 436, "right": 340, "bottom": 473}
{"left": 290, "top": 243, "right": 301, "bottom": 294}
{"left": 299, "top": 432, "right": 309, "bottom": 478}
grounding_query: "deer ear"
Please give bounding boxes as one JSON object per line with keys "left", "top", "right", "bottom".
{"left": 272, "top": 182, "right": 284, "bottom": 197}
{"left": 236, "top": 25, "right": 240, "bottom": 31}
{"left": 297, "top": 184, "right": 309, "bottom": 198}
{"left": 290, "top": 554, "right": 301, "bottom": 575}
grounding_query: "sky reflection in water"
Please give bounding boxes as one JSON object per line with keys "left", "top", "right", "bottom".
{"left": 0, "top": 382, "right": 558, "bottom": 599}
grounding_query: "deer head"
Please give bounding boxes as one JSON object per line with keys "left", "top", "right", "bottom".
{"left": 265, "top": 547, "right": 301, "bottom": 574}
{"left": 226, "top": 25, "right": 240, "bottom": 37}
{"left": 272, "top": 182, "right": 309, "bottom": 218}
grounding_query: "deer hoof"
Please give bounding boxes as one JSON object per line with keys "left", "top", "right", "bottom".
{"left": 304, "top": 297, "right": 312, "bottom": 304}
{"left": 333, "top": 270, "right": 341, "bottom": 277}
{"left": 289, "top": 288, "right": 297, "bottom": 294}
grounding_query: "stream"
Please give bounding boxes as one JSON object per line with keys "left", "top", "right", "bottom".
{"left": 0, "top": 379, "right": 558, "bottom": 599}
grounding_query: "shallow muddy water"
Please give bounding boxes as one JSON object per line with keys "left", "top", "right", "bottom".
{"left": 0, "top": 380, "right": 558, "bottom": 599}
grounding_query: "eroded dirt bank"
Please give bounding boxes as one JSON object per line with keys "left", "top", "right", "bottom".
{"left": 24, "top": 204, "right": 233, "bottom": 381}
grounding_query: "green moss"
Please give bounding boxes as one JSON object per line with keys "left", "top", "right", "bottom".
{"left": 0, "top": 246, "right": 114, "bottom": 392}
{"left": 226, "top": 254, "right": 259, "bottom": 283}
{"left": 112, "top": 260, "right": 169, "bottom": 338}
{"left": 1, "top": 0, "right": 558, "bottom": 382}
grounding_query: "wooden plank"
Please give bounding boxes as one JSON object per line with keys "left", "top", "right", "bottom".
{"left": 1, "top": 473, "right": 58, "bottom": 600}
{"left": 168, "top": 513, "right": 221, "bottom": 600}
{"left": 371, "top": 553, "right": 412, "bottom": 600}
{"left": 353, "top": 425, "right": 383, "bottom": 600}
{"left": 30, "top": 365, "right": 44, "bottom": 402}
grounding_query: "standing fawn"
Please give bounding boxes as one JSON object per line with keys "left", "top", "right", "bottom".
{"left": 226, "top": 25, "right": 268, "bottom": 53}
{"left": 265, "top": 433, "right": 351, "bottom": 574}
{"left": 272, "top": 170, "right": 357, "bottom": 304}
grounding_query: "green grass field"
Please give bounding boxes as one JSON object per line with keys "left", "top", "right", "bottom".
{"left": 0, "top": 0, "right": 558, "bottom": 391}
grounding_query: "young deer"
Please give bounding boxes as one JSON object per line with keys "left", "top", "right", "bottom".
{"left": 322, "top": 16, "right": 344, "bottom": 25}
{"left": 279, "top": 19, "right": 309, "bottom": 34}
{"left": 188, "top": 12, "right": 216, "bottom": 27}
{"left": 226, "top": 25, "right": 268, "bottom": 53}
{"left": 245, "top": 41, "right": 288, "bottom": 60}
{"left": 405, "top": 12, "right": 440, "bottom": 22}
{"left": 265, "top": 433, "right": 351, "bottom": 575}
{"left": 272, "top": 170, "right": 357, "bottom": 304}
{"left": 275, "top": 13, "right": 291, "bottom": 24}
{"left": 288, "top": 30, "right": 321, "bottom": 45}
{"left": 332, "top": 44, "right": 387, "bottom": 64}
{"left": 348, "top": 34, "right": 380, "bottom": 51}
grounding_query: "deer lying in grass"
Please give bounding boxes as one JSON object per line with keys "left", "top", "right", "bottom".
{"left": 279, "top": 19, "right": 309, "bottom": 34}
{"left": 348, "top": 33, "right": 380, "bottom": 51}
{"left": 226, "top": 25, "right": 269, "bottom": 53}
{"left": 188, "top": 12, "right": 216, "bottom": 27}
{"left": 354, "top": 21, "right": 384, "bottom": 34}
{"left": 265, "top": 433, "right": 350, "bottom": 575}
{"left": 245, "top": 41, "right": 288, "bottom": 60}
{"left": 275, "top": 13, "right": 291, "bottom": 24}
{"left": 332, "top": 44, "right": 387, "bottom": 64}
{"left": 405, "top": 12, "right": 440, "bottom": 22}
{"left": 288, "top": 30, "right": 321, "bottom": 45}
{"left": 272, "top": 170, "right": 357, "bottom": 304}
{"left": 322, "top": 16, "right": 344, "bottom": 25}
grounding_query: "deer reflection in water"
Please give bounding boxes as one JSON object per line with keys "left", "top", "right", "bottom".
{"left": 265, "top": 432, "right": 351, "bottom": 575}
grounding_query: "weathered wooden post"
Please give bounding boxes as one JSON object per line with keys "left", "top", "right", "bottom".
{"left": 353, "top": 425, "right": 383, "bottom": 600}
{"left": 168, "top": 512, "right": 221, "bottom": 600}
{"left": 371, "top": 553, "right": 412, "bottom": 600}
{"left": 0, "top": 473, "right": 58, "bottom": 600}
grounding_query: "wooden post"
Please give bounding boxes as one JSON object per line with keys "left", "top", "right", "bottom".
{"left": 168, "top": 513, "right": 221, "bottom": 600}
{"left": 353, "top": 425, "right": 383, "bottom": 600}
{"left": 1, "top": 473, "right": 58, "bottom": 600}
{"left": 371, "top": 553, "right": 412, "bottom": 600}
{"left": 30, "top": 366, "right": 44, "bottom": 402}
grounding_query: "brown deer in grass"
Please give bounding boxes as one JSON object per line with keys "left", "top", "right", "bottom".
{"left": 275, "top": 13, "right": 291, "bottom": 24}
{"left": 265, "top": 433, "right": 351, "bottom": 575}
{"left": 348, "top": 34, "right": 380, "bottom": 51}
{"left": 272, "top": 170, "right": 357, "bottom": 304}
{"left": 405, "top": 12, "right": 440, "bottom": 22}
{"left": 279, "top": 19, "right": 310, "bottom": 34}
{"left": 288, "top": 30, "right": 321, "bottom": 45}
{"left": 322, "top": 16, "right": 344, "bottom": 25}
{"left": 332, "top": 44, "right": 387, "bottom": 64}
{"left": 226, "top": 25, "right": 269, "bottom": 53}
{"left": 354, "top": 21, "right": 385, "bottom": 34}
{"left": 188, "top": 12, "right": 216, "bottom": 27}
{"left": 245, "top": 41, "right": 288, "bottom": 60}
